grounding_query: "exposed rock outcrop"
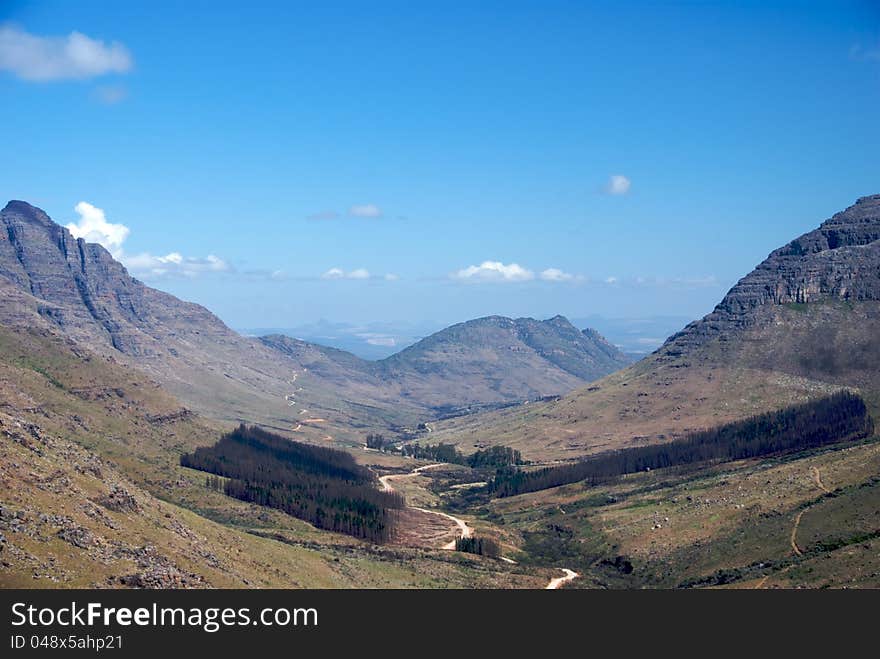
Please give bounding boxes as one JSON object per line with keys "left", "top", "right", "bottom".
{"left": 665, "top": 194, "right": 880, "bottom": 353}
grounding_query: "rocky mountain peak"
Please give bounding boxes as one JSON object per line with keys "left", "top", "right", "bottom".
{"left": 664, "top": 195, "right": 880, "bottom": 354}
{"left": 1, "top": 200, "right": 56, "bottom": 227}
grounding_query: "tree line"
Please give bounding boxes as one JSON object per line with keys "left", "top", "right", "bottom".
{"left": 182, "top": 424, "right": 404, "bottom": 543}
{"left": 455, "top": 536, "right": 502, "bottom": 558}
{"left": 367, "top": 435, "right": 524, "bottom": 469}
{"left": 489, "top": 391, "right": 874, "bottom": 497}
{"left": 400, "top": 442, "right": 524, "bottom": 468}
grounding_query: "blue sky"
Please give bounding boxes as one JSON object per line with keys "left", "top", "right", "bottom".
{"left": 1, "top": 1, "right": 878, "bottom": 333}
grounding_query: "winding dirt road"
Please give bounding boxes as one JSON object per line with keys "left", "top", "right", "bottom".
{"left": 791, "top": 467, "right": 831, "bottom": 557}
{"left": 412, "top": 506, "right": 472, "bottom": 549}
{"left": 812, "top": 466, "right": 831, "bottom": 494}
{"left": 379, "top": 463, "right": 473, "bottom": 549}
{"left": 757, "top": 466, "right": 830, "bottom": 587}
{"left": 380, "top": 462, "right": 576, "bottom": 585}
{"left": 790, "top": 509, "right": 806, "bottom": 556}
{"left": 545, "top": 568, "right": 579, "bottom": 589}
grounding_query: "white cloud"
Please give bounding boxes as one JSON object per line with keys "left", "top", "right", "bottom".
{"left": 605, "top": 174, "right": 631, "bottom": 196}
{"left": 605, "top": 276, "right": 619, "bottom": 284}
{"left": 321, "top": 267, "right": 346, "bottom": 280}
{"left": 65, "top": 201, "right": 228, "bottom": 279}
{"left": 66, "top": 201, "right": 130, "bottom": 256}
{"left": 124, "top": 252, "right": 230, "bottom": 279}
{"left": 452, "top": 261, "right": 535, "bottom": 283}
{"left": 348, "top": 268, "right": 370, "bottom": 279}
{"left": 321, "top": 267, "right": 372, "bottom": 280}
{"left": 0, "top": 24, "right": 132, "bottom": 81}
{"left": 540, "top": 268, "right": 580, "bottom": 282}
{"left": 349, "top": 204, "right": 382, "bottom": 218}
{"left": 319, "top": 268, "right": 399, "bottom": 281}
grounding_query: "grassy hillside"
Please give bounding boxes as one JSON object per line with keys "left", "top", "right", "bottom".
{"left": 471, "top": 435, "right": 880, "bottom": 588}
{"left": 430, "top": 300, "right": 880, "bottom": 461}
{"left": 0, "top": 325, "right": 545, "bottom": 588}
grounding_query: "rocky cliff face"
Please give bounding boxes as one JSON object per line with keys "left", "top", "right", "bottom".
{"left": 665, "top": 194, "right": 880, "bottom": 353}
{"left": 0, "top": 200, "right": 232, "bottom": 356}
{"left": 0, "top": 200, "right": 377, "bottom": 433}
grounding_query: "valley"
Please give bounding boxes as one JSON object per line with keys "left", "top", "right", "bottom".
{"left": 1, "top": 195, "right": 880, "bottom": 589}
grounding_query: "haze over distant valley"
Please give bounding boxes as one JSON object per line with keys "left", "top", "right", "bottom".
{"left": 239, "top": 314, "right": 691, "bottom": 360}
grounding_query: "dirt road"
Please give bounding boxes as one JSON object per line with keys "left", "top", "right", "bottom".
{"left": 790, "top": 466, "right": 831, "bottom": 557}
{"left": 378, "top": 463, "right": 445, "bottom": 493}
{"left": 812, "top": 466, "right": 831, "bottom": 494}
{"left": 380, "top": 462, "right": 570, "bottom": 580}
{"left": 545, "top": 568, "right": 579, "bottom": 590}
{"left": 411, "top": 506, "right": 472, "bottom": 549}
{"left": 378, "top": 463, "right": 472, "bottom": 549}
{"left": 790, "top": 509, "right": 806, "bottom": 556}
{"left": 758, "top": 466, "right": 830, "bottom": 587}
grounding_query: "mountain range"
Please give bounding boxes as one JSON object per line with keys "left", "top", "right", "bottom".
{"left": 2, "top": 194, "right": 879, "bottom": 589}
{"left": 0, "top": 200, "right": 629, "bottom": 441}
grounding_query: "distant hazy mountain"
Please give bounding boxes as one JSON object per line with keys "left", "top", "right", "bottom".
{"left": 240, "top": 319, "right": 441, "bottom": 360}
{"left": 243, "top": 315, "right": 689, "bottom": 360}
{"left": 569, "top": 315, "right": 695, "bottom": 355}
{"left": 378, "top": 315, "right": 630, "bottom": 404}
{"left": 261, "top": 314, "right": 631, "bottom": 414}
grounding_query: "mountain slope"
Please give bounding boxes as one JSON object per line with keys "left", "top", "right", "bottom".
{"left": 261, "top": 315, "right": 631, "bottom": 414}
{"left": 0, "top": 200, "right": 629, "bottom": 442}
{"left": 432, "top": 195, "right": 880, "bottom": 460}
{"left": 0, "top": 324, "right": 544, "bottom": 588}
{"left": 375, "top": 315, "right": 631, "bottom": 410}
{"left": 0, "top": 201, "right": 446, "bottom": 438}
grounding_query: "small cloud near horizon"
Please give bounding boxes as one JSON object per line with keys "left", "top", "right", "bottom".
{"left": 307, "top": 204, "right": 386, "bottom": 220}
{"left": 321, "top": 267, "right": 397, "bottom": 281}
{"left": 349, "top": 204, "right": 382, "bottom": 218}
{"left": 452, "top": 261, "right": 586, "bottom": 284}
{"left": 604, "top": 174, "right": 631, "bottom": 196}
{"left": 539, "top": 267, "right": 583, "bottom": 282}
{"left": 124, "top": 252, "right": 229, "bottom": 279}
{"left": 452, "top": 261, "right": 534, "bottom": 283}
{"left": 0, "top": 24, "right": 132, "bottom": 81}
